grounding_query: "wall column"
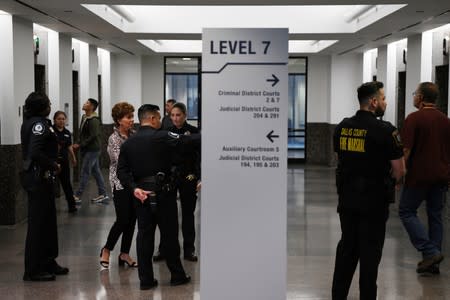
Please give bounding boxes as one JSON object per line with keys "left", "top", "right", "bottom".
{"left": 0, "top": 15, "right": 34, "bottom": 224}
{"left": 405, "top": 33, "right": 432, "bottom": 116}
{"left": 378, "top": 44, "right": 397, "bottom": 124}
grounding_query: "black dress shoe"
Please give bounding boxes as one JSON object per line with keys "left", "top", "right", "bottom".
{"left": 140, "top": 279, "right": 158, "bottom": 290}
{"left": 170, "top": 275, "right": 191, "bottom": 286}
{"left": 53, "top": 264, "right": 69, "bottom": 275}
{"left": 23, "top": 272, "right": 56, "bottom": 281}
{"left": 152, "top": 252, "right": 165, "bottom": 262}
{"left": 184, "top": 253, "right": 198, "bottom": 262}
{"left": 47, "top": 263, "right": 69, "bottom": 275}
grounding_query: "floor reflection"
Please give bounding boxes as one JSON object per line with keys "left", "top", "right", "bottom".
{"left": 0, "top": 166, "right": 448, "bottom": 299}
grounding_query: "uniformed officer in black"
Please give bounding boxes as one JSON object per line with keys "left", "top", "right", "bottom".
{"left": 21, "top": 92, "right": 69, "bottom": 281}
{"left": 117, "top": 104, "right": 196, "bottom": 290}
{"left": 331, "top": 81, "right": 405, "bottom": 300}
{"left": 154, "top": 102, "right": 201, "bottom": 262}
{"left": 53, "top": 111, "right": 77, "bottom": 213}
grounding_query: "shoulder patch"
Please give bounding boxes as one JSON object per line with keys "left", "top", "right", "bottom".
{"left": 32, "top": 122, "right": 45, "bottom": 135}
{"left": 168, "top": 131, "right": 180, "bottom": 139}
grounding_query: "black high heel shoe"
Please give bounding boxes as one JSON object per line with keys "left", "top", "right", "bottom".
{"left": 100, "top": 248, "right": 109, "bottom": 268}
{"left": 118, "top": 255, "right": 138, "bottom": 267}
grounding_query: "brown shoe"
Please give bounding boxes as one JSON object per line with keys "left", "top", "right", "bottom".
{"left": 417, "top": 254, "right": 444, "bottom": 273}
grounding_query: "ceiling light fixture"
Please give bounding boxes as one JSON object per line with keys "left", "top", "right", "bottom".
{"left": 346, "top": 5, "right": 378, "bottom": 23}
{"left": 107, "top": 5, "right": 135, "bottom": 23}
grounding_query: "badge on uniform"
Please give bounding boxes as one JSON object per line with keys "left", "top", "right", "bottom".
{"left": 32, "top": 122, "right": 45, "bottom": 135}
{"left": 168, "top": 131, "right": 180, "bottom": 139}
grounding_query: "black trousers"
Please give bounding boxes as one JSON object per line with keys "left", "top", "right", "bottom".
{"left": 135, "top": 185, "right": 186, "bottom": 284}
{"left": 104, "top": 188, "right": 136, "bottom": 253}
{"left": 157, "top": 178, "right": 198, "bottom": 255}
{"left": 332, "top": 207, "right": 389, "bottom": 300}
{"left": 57, "top": 159, "right": 76, "bottom": 209}
{"left": 24, "top": 180, "right": 59, "bottom": 275}
{"left": 179, "top": 178, "right": 198, "bottom": 254}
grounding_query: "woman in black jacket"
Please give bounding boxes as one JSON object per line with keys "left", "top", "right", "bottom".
{"left": 53, "top": 111, "right": 77, "bottom": 213}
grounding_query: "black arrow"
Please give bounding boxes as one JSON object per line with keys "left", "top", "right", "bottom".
{"left": 266, "top": 130, "right": 279, "bottom": 143}
{"left": 266, "top": 74, "right": 279, "bottom": 87}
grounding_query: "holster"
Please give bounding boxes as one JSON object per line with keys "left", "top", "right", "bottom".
{"left": 20, "top": 165, "right": 55, "bottom": 191}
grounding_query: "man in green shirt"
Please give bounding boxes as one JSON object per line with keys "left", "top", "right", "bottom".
{"left": 73, "top": 98, "right": 108, "bottom": 203}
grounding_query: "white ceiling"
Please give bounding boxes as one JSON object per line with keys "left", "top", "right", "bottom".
{"left": 0, "top": 0, "right": 449, "bottom": 56}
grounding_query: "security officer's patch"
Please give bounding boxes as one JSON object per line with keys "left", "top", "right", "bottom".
{"left": 392, "top": 130, "right": 402, "bottom": 147}
{"left": 168, "top": 131, "right": 180, "bottom": 139}
{"left": 32, "top": 122, "right": 45, "bottom": 135}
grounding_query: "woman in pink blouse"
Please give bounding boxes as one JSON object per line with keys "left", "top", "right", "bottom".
{"left": 100, "top": 102, "right": 137, "bottom": 268}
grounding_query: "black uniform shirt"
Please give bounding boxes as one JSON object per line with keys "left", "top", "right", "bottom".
{"left": 333, "top": 110, "right": 403, "bottom": 212}
{"left": 334, "top": 110, "right": 402, "bottom": 178}
{"left": 117, "top": 126, "right": 200, "bottom": 192}
{"left": 53, "top": 126, "right": 72, "bottom": 161}
{"left": 169, "top": 122, "right": 201, "bottom": 178}
{"left": 21, "top": 117, "right": 59, "bottom": 171}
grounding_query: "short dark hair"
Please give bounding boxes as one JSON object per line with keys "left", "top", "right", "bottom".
{"left": 417, "top": 82, "right": 439, "bottom": 103}
{"left": 171, "top": 102, "right": 187, "bottom": 115}
{"left": 357, "top": 81, "right": 384, "bottom": 105}
{"left": 112, "top": 102, "right": 135, "bottom": 125}
{"left": 53, "top": 110, "right": 67, "bottom": 120}
{"left": 166, "top": 99, "right": 176, "bottom": 105}
{"left": 88, "top": 98, "right": 99, "bottom": 111}
{"left": 138, "top": 104, "right": 160, "bottom": 122}
{"left": 24, "top": 92, "right": 50, "bottom": 119}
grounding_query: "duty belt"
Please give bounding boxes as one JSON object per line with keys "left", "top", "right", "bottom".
{"left": 137, "top": 176, "right": 158, "bottom": 184}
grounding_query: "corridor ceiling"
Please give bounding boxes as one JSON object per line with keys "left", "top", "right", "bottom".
{"left": 0, "top": 0, "right": 449, "bottom": 55}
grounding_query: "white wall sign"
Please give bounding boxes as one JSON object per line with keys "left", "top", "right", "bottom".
{"left": 201, "top": 28, "right": 288, "bottom": 300}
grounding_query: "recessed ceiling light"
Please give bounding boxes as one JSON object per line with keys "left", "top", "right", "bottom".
{"left": 84, "top": 4, "right": 406, "bottom": 34}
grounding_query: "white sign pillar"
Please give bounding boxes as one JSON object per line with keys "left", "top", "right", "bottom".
{"left": 201, "top": 28, "right": 288, "bottom": 300}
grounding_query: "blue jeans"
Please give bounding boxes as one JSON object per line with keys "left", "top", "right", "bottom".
{"left": 398, "top": 185, "right": 447, "bottom": 258}
{"left": 75, "top": 151, "right": 107, "bottom": 197}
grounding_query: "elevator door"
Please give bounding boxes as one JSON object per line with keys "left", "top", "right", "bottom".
{"left": 72, "top": 70, "right": 80, "bottom": 182}
{"left": 435, "top": 64, "right": 449, "bottom": 115}
{"left": 397, "top": 71, "right": 406, "bottom": 130}
{"left": 34, "top": 64, "right": 46, "bottom": 94}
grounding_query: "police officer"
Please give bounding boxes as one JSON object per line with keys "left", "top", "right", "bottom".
{"left": 154, "top": 102, "right": 201, "bottom": 262}
{"left": 331, "top": 81, "right": 405, "bottom": 300}
{"left": 21, "top": 92, "right": 69, "bottom": 281}
{"left": 117, "top": 104, "right": 196, "bottom": 290}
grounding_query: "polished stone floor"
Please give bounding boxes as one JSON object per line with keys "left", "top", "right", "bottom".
{"left": 0, "top": 165, "right": 449, "bottom": 299}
